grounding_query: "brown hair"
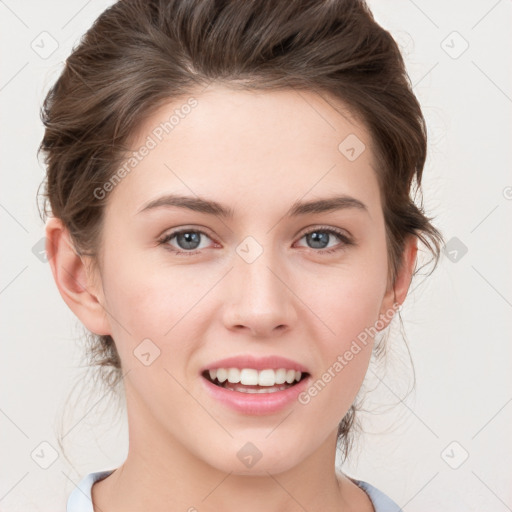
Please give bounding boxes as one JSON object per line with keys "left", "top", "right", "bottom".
{"left": 38, "top": 0, "right": 443, "bottom": 463}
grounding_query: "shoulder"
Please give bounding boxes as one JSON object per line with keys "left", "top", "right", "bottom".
{"left": 66, "top": 470, "right": 115, "bottom": 512}
{"left": 350, "top": 477, "right": 403, "bottom": 512}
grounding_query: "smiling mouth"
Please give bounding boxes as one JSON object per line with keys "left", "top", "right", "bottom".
{"left": 202, "top": 368, "right": 310, "bottom": 394}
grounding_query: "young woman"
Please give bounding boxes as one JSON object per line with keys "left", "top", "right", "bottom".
{"left": 39, "top": 0, "right": 443, "bottom": 510}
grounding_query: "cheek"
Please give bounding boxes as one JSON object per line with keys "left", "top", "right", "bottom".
{"left": 309, "top": 260, "right": 388, "bottom": 345}
{"left": 99, "top": 249, "right": 190, "bottom": 353}
{"left": 301, "top": 251, "right": 388, "bottom": 397}
{"left": 298, "top": 280, "right": 379, "bottom": 419}
{"left": 101, "top": 266, "right": 201, "bottom": 410}
{"left": 319, "top": 285, "right": 379, "bottom": 390}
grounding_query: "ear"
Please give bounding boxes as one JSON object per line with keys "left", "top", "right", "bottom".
{"left": 45, "top": 217, "right": 111, "bottom": 336}
{"left": 378, "top": 235, "right": 418, "bottom": 328}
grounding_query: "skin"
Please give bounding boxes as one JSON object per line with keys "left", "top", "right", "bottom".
{"left": 46, "top": 85, "right": 417, "bottom": 512}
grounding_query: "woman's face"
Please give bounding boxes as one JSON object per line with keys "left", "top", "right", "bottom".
{"left": 91, "top": 85, "right": 398, "bottom": 475}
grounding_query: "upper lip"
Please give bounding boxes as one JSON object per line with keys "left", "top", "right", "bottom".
{"left": 201, "top": 355, "right": 309, "bottom": 373}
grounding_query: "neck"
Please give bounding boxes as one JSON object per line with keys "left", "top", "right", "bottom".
{"left": 91, "top": 390, "right": 369, "bottom": 512}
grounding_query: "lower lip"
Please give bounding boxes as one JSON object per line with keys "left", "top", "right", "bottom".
{"left": 201, "top": 375, "right": 310, "bottom": 415}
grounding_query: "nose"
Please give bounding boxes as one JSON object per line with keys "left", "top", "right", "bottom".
{"left": 222, "top": 248, "right": 297, "bottom": 338}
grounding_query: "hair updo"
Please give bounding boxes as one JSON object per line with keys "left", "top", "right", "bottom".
{"left": 38, "top": 0, "right": 443, "bottom": 462}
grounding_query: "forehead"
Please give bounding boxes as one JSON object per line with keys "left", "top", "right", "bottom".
{"left": 106, "top": 84, "right": 381, "bottom": 220}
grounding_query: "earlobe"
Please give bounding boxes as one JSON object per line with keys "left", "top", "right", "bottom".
{"left": 45, "top": 217, "right": 111, "bottom": 336}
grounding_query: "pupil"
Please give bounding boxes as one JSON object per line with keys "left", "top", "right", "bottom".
{"left": 308, "top": 231, "right": 328, "bottom": 249}
{"left": 178, "top": 232, "right": 200, "bottom": 250}
{"left": 176, "top": 231, "right": 330, "bottom": 251}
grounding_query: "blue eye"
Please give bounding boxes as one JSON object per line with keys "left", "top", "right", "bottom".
{"left": 158, "top": 226, "right": 353, "bottom": 256}
{"left": 159, "top": 229, "right": 214, "bottom": 255}
{"left": 296, "top": 227, "right": 353, "bottom": 254}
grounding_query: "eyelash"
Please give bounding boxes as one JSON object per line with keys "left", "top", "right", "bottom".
{"left": 158, "top": 226, "right": 354, "bottom": 257}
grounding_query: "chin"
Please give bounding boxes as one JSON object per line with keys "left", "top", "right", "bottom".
{"left": 198, "top": 437, "right": 306, "bottom": 476}
{"left": 211, "top": 457, "right": 298, "bottom": 477}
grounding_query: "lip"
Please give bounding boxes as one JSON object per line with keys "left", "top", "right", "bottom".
{"left": 200, "top": 355, "right": 309, "bottom": 373}
{"left": 201, "top": 372, "right": 311, "bottom": 415}
{"left": 200, "top": 355, "right": 311, "bottom": 415}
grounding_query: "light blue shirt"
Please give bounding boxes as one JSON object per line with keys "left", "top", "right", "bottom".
{"left": 67, "top": 470, "right": 403, "bottom": 511}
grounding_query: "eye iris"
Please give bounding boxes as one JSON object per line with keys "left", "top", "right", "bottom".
{"left": 307, "top": 231, "right": 329, "bottom": 249}
{"left": 177, "top": 232, "right": 201, "bottom": 250}
{"left": 169, "top": 230, "right": 338, "bottom": 252}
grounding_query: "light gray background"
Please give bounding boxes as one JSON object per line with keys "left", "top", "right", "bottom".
{"left": 1, "top": 1, "right": 511, "bottom": 510}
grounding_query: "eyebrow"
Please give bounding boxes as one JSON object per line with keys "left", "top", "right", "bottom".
{"left": 137, "top": 193, "right": 368, "bottom": 217}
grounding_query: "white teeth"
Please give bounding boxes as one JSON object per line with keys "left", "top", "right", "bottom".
{"left": 216, "top": 368, "right": 228, "bottom": 383}
{"left": 227, "top": 368, "right": 240, "bottom": 383}
{"left": 240, "top": 368, "right": 259, "bottom": 385}
{"left": 258, "top": 369, "right": 275, "bottom": 386}
{"left": 275, "top": 368, "right": 287, "bottom": 384}
{"left": 285, "top": 369, "right": 296, "bottom": 384}
{"left": 206, "top": 367, "right": 304, "bottom": 387}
